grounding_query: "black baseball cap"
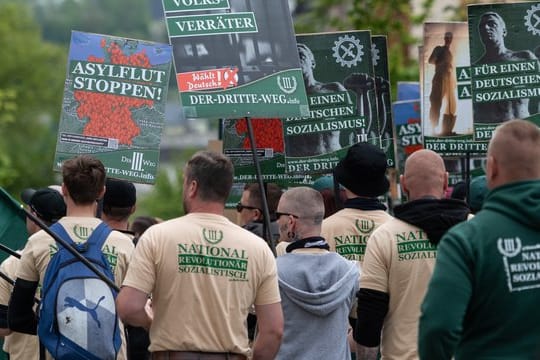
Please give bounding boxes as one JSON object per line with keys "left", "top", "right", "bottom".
{"left": 21, "top": 187, "right": 66, "bottom": 223}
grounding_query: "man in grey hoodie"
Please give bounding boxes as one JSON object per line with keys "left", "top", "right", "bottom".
{"left": 275, "top": 187, "right": 359, "bottom": 360}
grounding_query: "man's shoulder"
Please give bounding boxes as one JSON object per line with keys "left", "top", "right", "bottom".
{"left": 323, "top": 208, "right": 391, "bottom": 224}
{"left": 509, "top": 49, "right": 536, "bottom": 60}
{"left": 106, "top": 230, "right": 135, "bottom": 253}
{"left": 376, "top": 216, "right": 418, "bottom": 233}
{"left": 24, "top": 228, "right": 55, "bottom": 253}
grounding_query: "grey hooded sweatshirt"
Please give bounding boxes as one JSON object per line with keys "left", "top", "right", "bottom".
{"left": 276, "top": 249, "right": 359, "bottom": 360}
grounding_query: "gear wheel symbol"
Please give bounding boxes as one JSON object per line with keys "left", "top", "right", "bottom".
{"left": 371, "top": 43, "right": 380, "bottom": 67}
{"left": 525, "top": 4, "right": 540, "bottom": 36}
{"left": 332, "top": 35, "right": 363, "bottom": 68}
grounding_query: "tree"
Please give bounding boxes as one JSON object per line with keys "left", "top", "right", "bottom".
{"left": 33, "top": 0, "right": 157, "bottom": 45}
{"left": 134, "top": 148, "right": 199, "bottom": 220}
{"left": 0, "top": 2, "right": 66, "bottom": 196}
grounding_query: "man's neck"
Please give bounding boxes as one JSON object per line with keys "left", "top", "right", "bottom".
{"left": 103, "top": 218, "right": 129, "bottom": 231}
{"left": 186, "top": 201, "right": 225, "bottom": 216}
{"left": 66, "top": 203, "right": 98, "bottom": 218}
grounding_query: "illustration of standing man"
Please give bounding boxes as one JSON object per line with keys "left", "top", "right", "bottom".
{"left": 473, "top": 12, "right": 537, "bottom": 124}
{"left": 428, "top": 32, "right": 457, "bottom": 136}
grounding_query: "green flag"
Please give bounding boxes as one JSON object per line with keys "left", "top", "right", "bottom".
{"left": 0, "top": 187, "right": 28, "bottom": 262}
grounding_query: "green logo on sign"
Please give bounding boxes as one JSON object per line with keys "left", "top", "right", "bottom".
{"left": 277, "top": 75, "right": 297, "bottom": 94}
{"left": 203, "top": 228, "right": 223, "bottom": 244}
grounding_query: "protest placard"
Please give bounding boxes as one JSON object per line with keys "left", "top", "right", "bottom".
{"left": 163, "top": 0, "right": 309, "bottom": 118}
{"left": 53, "top": 31, "right": 173, "bottom": 184}
{"left": 284, "top": 31, "right": 379, "bottom": 175}
{"left": 468, "top": 2, "right": 540, "bottom": 140}
{"left": 372, "top": 35, "right": 396, "bottom": 167}
{"left": 392, "top": 100, "right": 423, "bottom": 176}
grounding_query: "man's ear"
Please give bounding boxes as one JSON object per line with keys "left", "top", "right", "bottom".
{"left": 186, "top": 180, "right": 198, "bottom": 199}
{"left": 486, "top": 155, "right": 497, "bottom": 189}
{"left": 61, "top": 183, "right": 69, "bottom": 199}
{"left": 443, "top": 172, "right": 449, "bottom": 193}
{"left": 400, "top": 174, "right": 408, "bottom": 197}
{"left": 97, "top": 186, "right": 106, "bottom": 200}
{"left": 254, "top": 208, "right": 263, "bottom": 221}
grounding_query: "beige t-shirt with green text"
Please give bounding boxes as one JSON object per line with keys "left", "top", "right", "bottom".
{"left": 360, "top": 218, "right": 437, "bottom": 360}
{"left": 16, "top": 217, "right": 135, "bottom": 360}
{"left": 322, "top": 208, "right": 393, "bottom": 265}
{"left": 322, "top": 208, "right": 392, "bottom": 319}
{"left": 0, "top": 254, "right": 39, "bottom": 360}
{"left": 122, "top": 213, "right": 280, "bottom": 356}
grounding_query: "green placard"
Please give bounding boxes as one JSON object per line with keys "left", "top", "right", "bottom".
{"left": 166, "top": 12, "right": 257, "bottom": 37}
{"left": 372, "top": 35, "right": 396, "bottom": 168}
{"left": 468, "top": 2, "right": 540, "bottom": 141}
{"left": 284, "top": 31, "right": 379, "bottom": 175}
{"left": 162, "top": 0, "right": 230, "bottom": 12}
{"left": 164, "top": 0, "right": 309, "bottom": 119}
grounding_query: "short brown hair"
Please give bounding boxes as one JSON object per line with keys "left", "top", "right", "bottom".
{"left": 62, "top": 155, "right": 106, "bottom": 205}
{"left": 185, "top": 151, "right": 234, "bottom": 203}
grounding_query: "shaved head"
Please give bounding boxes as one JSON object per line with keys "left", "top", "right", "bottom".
{"left": 487, "top": 119, "right": 540, "bottom": 189}
{"left": 279, "top": 187, "right": 325, "bottom": 224}
{"left": 402, "top": 149, "right": 448, "bottom": 200}
{"left": 277, "top": 187, "right": 325, "bottom": 240}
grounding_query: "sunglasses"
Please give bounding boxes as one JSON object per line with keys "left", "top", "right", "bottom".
{"left": 236, "top": 202, "right": 260, "bottom": 213}
{"left": 275, "top": 211, "right": 299, "bottom": 219}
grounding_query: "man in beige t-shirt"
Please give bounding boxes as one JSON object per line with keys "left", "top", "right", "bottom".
{"left": 0, "top": 255, "right": 39, "bottom": 360}
{"left": 7, "top": 156, "right": 134, "bottom": 360}
{"left": 321, "top": 142, "right": 393, "bottom": 336}
{"left": 354, "top": 150, "right": 470, "bottom": 360}
{"left": 0, "top": 186, "right": 67, "bottom": 360}
{"left": 117, "top": 151, "right": 283, "bottom": 360}
{"left": 322, "top": 143, "right": 393, "bottom": 266}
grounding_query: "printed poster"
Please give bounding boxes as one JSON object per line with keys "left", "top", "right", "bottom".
{"left": 222, "top": 117, "right": 312, "bottom": 208}
{"left": 53, "top": 31, "right": 173, "bottom": 184}
{"left": 284, "top": 31, "right": 379, "bottom": 175}
{"left": 423, "top": 22, "right": 481, "bottom": 155}
{"left": 372, "top": 35, "right": 396, "bottom": 168}
{"left": 392, "top": 100, "right": 423, "bottom": 176}
{"left": 163, "top": 0, "right": 309, "bottom": 118}
{"left": 222, "top": 117, "right": 287, "bottom": 184}
{"left": 468, "top": 2, "right": 540, "bottom": 141}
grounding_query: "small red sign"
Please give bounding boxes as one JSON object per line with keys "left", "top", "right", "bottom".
{"left": 177, "top": 68, "right": 239, "bottom": 91}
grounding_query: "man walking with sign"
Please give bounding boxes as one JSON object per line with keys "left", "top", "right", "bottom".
{"left": 419, "top": 119, "right": 540, "bottom": 359}
{"left": 8, "top": 155, "right": 134, "bottom": 359}
{"left": 117, "top": 151, "right": 283, "bottom": 360}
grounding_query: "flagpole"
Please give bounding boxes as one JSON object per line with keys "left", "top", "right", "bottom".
{"left": 0, "top": 243, "right": 21, "bottom": 259}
